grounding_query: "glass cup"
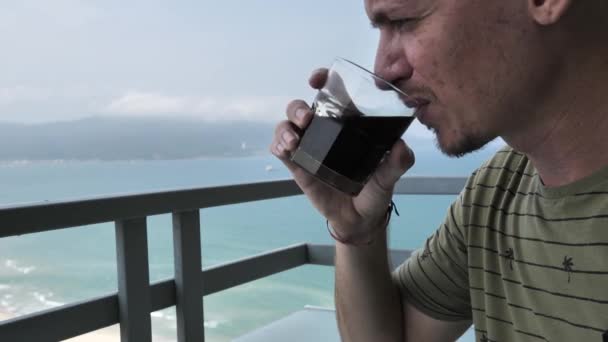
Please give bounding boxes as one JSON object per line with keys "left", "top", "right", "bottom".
{"left": 290, "top": 57, "right": 417, "bottom": 196}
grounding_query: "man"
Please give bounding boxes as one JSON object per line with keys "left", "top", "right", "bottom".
{"left": 271, "top": 0, "right": 608, "bottom": 340}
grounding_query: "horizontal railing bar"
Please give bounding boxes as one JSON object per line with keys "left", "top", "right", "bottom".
{"left": 307, "top": 244, "right": 413, "bottom": 270}
{"left": 0, "top": 179, "right": 302, "bottom": 238}
{"left": 306, "top": 244, "right": 335, "bottom": 266}
{"left": 201, "top": 243, "right": 309, "bottom": 296}
{"left": 0, "top": 243, "right": 311, "bottom": 340}
{"left": 151, "top": 243, "right": 310, "bottom": 307}
{"left": 0, "top": 294, "right": 119, "bottom": 341}
{"left": 394, "top": 176, "right": 466, "bottom": 195}
{"left": 0, "top": 244, "right": 412, "bottom": 340}
{"left": 0, "top": 239, "right": 416, "bottom": 341}
{"left": 0, "top": 177, "right": 465, "bottom": 238}
{"left": 0, "top": 280, "right": 183, "bottom": 342}
{"left": 150, "top": 280, "right": 177, "bottom": 312}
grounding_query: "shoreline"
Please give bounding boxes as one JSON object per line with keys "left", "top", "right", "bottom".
{"left": 0, "top": 311, "right": 11, "bottom": 321}
{"left": 0, "top": 151, "right": 270, "bottom": 166}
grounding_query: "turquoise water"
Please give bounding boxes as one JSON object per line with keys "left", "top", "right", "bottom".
{"left": 0, "top": 151, "right": 493, "bottom": 341}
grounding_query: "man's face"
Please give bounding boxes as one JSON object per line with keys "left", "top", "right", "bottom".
{"left": 365, "top": 0, "right": 545, "bottom": 157}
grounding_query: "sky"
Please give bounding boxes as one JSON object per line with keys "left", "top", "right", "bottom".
{"left": 0, "top": 0, "right": 507, "bottom": 148}
{"left": 0, "top": 0, "right": 378, "bottom": 122}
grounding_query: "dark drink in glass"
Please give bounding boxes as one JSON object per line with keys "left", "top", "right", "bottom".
{"left": 290, "top": 58, "right": 416, "bottom": 196}
{"left": 291, "top": 105, "right": 413, "bottom": 195}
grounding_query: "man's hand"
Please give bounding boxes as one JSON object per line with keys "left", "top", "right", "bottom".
{"left": 270, "top": 68, "right": 416, "bottom": 241}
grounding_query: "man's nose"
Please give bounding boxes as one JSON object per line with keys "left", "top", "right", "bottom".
{"left": 374, "top": 34, "right": 413, "bottom": 90}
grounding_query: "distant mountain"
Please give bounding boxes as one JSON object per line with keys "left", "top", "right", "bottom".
{"left": 0, "top": 116, "right": 275, "bottom": 160}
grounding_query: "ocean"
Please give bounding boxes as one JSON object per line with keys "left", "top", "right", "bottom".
{"left": 0, "top": 148, "right": 497, "bottom": 341}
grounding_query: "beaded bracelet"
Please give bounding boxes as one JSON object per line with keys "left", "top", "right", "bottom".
{"left": 326, "top": 200, "right": 399, "bottom": 246}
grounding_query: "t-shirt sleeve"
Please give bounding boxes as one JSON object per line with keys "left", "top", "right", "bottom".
{"left": 392, "top": 188, "right": 472, "bottom": 321}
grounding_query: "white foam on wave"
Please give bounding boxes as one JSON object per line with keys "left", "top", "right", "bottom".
{"left": 5, "top": 259, "right": 36, "bottom": 274}
{"left": 150, "top": 311, "right": 221, "bottom": 328}
{"left": 151, "top": 311, "right": 165, "bottom": 318}
{"left": 0, "top": 297, "right": 16, "bottom": 313}
{"left": 32, "top": 291, "right": 64, "bottom": 307}
{"left": 0, "top": 284, "right": 11, "bottom": 291}
{"left": 204, "top": 320, "right": 222, "bottom": 329}
{"left": 0, "top": 160, "right": 32, "bottom": 168}
{"left": 151, "top": 311, "right": 176, "bottom": 321}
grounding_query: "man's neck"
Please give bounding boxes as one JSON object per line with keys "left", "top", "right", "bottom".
{"left": 504, "top": 55, "right": 608, "bottom": 188}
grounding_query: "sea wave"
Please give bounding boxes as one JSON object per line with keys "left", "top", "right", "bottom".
{"left": 0, "top": 284, "right": 11, "bottom": 291}
{"left": 150, "top": 310, "right": 223, "bottom": 329}
{"left": 204, "top": 320, "right": 222, "bottom": 329}
{"left": 0, "top": 294, "right": 16, "bottom": 313}
{"left": 151, "top": 311, "right": 175, "bottom": 320}
{"left": 151, "top": 311, "right": 164, "bottom": 318}
{"left": 0, "top": 160, "right": 32, "bottom": 168}
{"left": 4, "top": 259, "right": 36, "bottom": 274}
{"left": 32, "top": 291, "right": 64, "bottom": 307}
{"left": 0, "top": 159, "right": 106, "bottom": 168}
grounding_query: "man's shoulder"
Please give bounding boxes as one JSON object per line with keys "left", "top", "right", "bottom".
{"left": 470, "top": 145, "right": 531, "bottom": 181}
{"left": 484, "top": 145, "right": 528, "bottom": 168}
{"left": 461, "top": 145, "right": 534, "bottom": 200}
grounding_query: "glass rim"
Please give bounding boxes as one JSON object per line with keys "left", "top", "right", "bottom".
{"left": 336, "top": 57, "right": 408, "bottom": 97}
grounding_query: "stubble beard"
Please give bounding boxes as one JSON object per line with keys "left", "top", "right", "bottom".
{"left": 433, "top": 127, "right": 496, "bottom": 158}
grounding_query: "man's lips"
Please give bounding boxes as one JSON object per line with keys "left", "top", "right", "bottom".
{"left": 401, "top": 96, "right": 430, "bottom": 109}
{"left": 414, "top": 103, "right": 435, "bottom": 129}
{"left": 414, "top": 103, "right": 428, "bottom": 121}
{"left": 398, "top": 94, "right": 431, "bottom": 124}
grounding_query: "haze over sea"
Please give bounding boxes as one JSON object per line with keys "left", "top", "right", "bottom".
{"left": 0, "top": 138, "right": 500, "bottom": 341}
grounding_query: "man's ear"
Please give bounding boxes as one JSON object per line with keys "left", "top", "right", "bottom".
{"left": 528, "top": 0, "right": 573, "bottom": 25}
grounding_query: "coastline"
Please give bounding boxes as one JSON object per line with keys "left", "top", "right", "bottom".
{"left": 0, "top": 152, "right": 270, "bottom": 167}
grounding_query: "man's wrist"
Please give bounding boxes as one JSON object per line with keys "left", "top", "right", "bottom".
{"left": 327, "top": 201, "right": 399, "bottom": 246}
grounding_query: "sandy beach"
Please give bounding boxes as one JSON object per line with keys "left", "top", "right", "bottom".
{"left": 63, "top": 325, "right": 121, "bottom": 342}
{"left": 0, "top": 311, "right": 11, "bottom": 321}
{"left": 1, "top": 311, "right": 169, "bottom": 341}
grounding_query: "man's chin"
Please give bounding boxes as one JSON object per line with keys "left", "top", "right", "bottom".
{"left": 435, "top": 132, "right": 494, "bottom": 158}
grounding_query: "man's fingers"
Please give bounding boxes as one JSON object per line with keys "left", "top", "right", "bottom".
{"left": 285, "top": 99, "right": 313, "bottom": 130}
{"left": 269, "top": 133, "right": 325, "bottom": 193}
{"left": 371, "top": 140, "right": 415, "bottom": 193}
{"left": 309, "top": 68, "right": 329, "bottom": 89}
{"left": 271, "top": 120, "right": 301, "bottom": 158}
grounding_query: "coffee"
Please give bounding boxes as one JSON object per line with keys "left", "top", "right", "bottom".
{"left": 291, "top": 113, "right": 414, "bottom": 195}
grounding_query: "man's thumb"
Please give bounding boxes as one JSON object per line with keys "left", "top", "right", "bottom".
{"left": 372, "top": 140, "right": 415, "bottom": 193}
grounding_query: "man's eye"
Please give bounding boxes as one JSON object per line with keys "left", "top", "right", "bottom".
{"left": 390, "top": 18, "right": 416, "bottom": 31}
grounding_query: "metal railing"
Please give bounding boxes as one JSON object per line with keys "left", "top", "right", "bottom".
{"left": 0, "top": 177, "right": 466, "bottom": 341}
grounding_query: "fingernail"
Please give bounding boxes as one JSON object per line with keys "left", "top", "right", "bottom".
{"left": 296, "top": 108, "right": 307, "bottom": 120}
{"left": 277, "top": 143, "right": 285, "bottom": 152}
{"left": 282, "top": 131, "right": 297, "bottom": 144}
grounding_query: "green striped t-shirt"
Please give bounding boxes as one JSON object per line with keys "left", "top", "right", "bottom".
{"left": 393, "top": 147, "right": 608, "bottom": 342}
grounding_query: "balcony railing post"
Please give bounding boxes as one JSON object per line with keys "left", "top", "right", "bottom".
{"left": 115, "top": 217, "right": 152, "bottom": 342}
{"left": 173, "top": 210, "right": 205, "bottom": 341}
